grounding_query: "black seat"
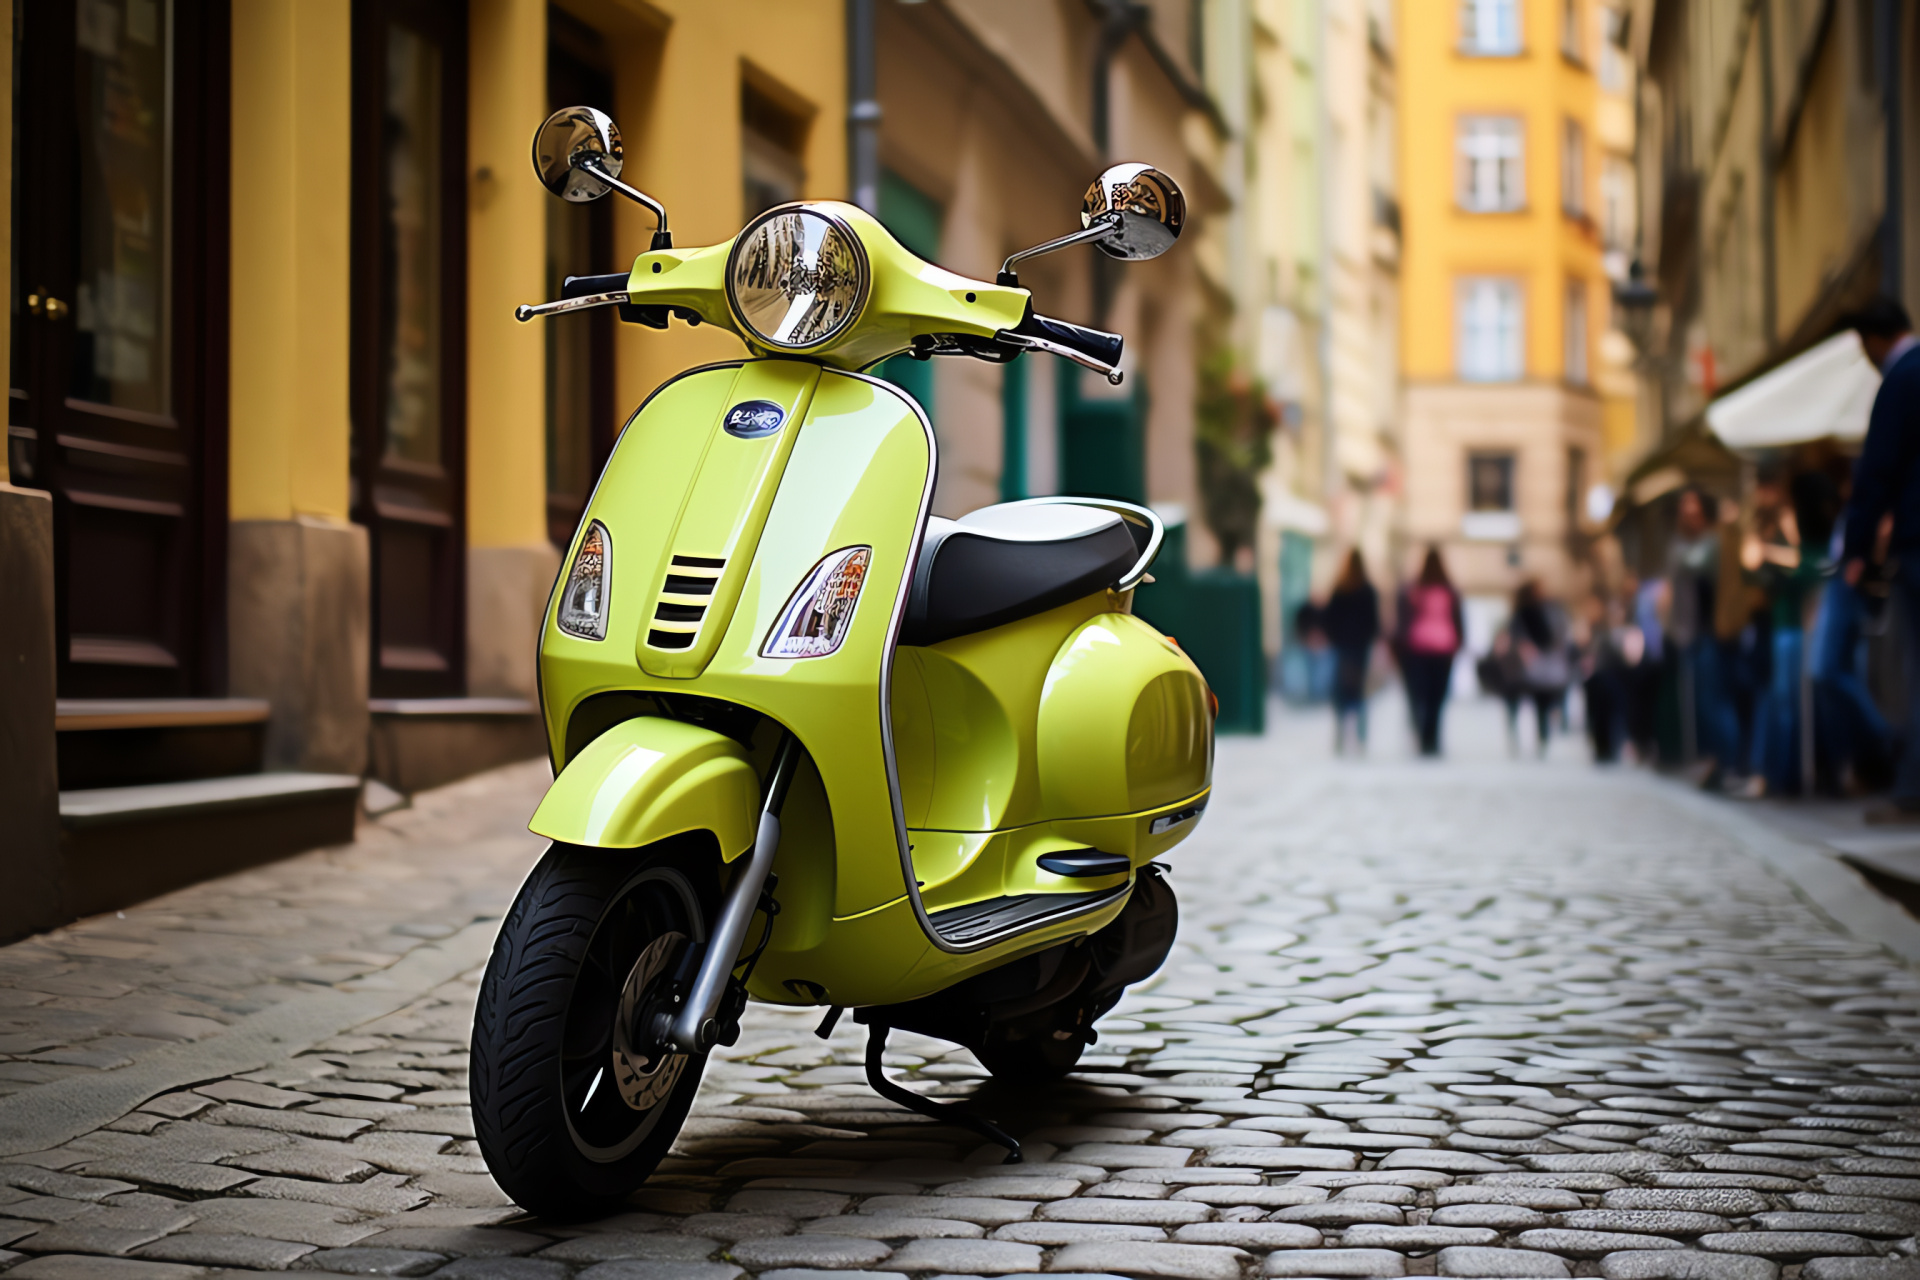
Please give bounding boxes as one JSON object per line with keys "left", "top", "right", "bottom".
{"left": 899, "top": 502, "right": 1142, "bottom": 647}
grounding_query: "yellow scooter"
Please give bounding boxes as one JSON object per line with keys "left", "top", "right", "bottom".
{"left": 470, "top": 105, "right": 1214, "bottom": 1219}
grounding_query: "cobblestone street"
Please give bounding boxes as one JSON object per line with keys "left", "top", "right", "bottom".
{"left": 5, "top": 702, "right": 1920, "bottom": 1280}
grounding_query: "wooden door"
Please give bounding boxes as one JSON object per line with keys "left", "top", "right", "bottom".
{"left": 544, "top": 12, "right": 614, "bottom": 549}
{"left": 351, "top": 0, "right": 468, "bottom": 697}
{"left": 9, "top": 0, "right": 231, "bottom": 698}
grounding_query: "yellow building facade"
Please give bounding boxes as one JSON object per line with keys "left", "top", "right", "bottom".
{"left": 1398, "top": 0, "right": 1617, "bottom": 616}
{"left": 0, "top": 0, "right": 847, "bottom": 941}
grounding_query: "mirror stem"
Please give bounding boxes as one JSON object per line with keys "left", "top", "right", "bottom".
{"left": 997, "top": 211, "right": 1122, "bottom": 287}
{"left": 577, "top": 156, "right": 672, "bottom": 250}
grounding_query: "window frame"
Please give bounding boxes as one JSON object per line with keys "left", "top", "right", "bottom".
{"left": 1456, "top": 114, "right": 1526, "bottom": 213}
{"left": 1564, "top": 278, "right": 1590, "bottom": 387}
{"left": 1561, "top": 116, "right": 1587, "bottom": 218}
{"left": 1459, "top": 0, "right": 1523, "bottom": 56}
{"left": 1456, "top": 276, "right": 1526, "bottom": 383}
{"left": 1467, "top": 451, "right": 1518, "bottom": 514}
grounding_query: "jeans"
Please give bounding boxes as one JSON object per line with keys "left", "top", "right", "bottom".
{"left": 1403, "top": 651, "right": 1454, "bottom": 755}
{"left": 1898, "top": 578, "right": 1920, "bottom": 804}
{"left": 1684, "top": 637, "right": 1743, "bottom": 771}
{"left": 1750, "top": 627, "right": 1804, "bottom": 792}
{"left": 1812, "top": 575, "right": 1893, "bottom": 776}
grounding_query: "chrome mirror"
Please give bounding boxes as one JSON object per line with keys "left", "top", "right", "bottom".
{"left": 997, "top": 162, "right": 1185, "bottom": 285}
{"left": 1082, "top": 163, "right": 1185, "bottom": 261}
{"left": 530, "top": 106, "right": 671, "bottom": 248}
{"left": 533, "top": 106, "right": 623, "bottom": 202}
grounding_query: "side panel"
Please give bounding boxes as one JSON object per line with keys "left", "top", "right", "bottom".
{"left": 1037, "top": 613, "right": 1213, "bottom": 819}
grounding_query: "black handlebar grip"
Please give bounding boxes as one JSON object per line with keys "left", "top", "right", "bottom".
{"left": 1018, "top": 312, "right": 1124, "bottom": 368}
{"left": 561, "top": 272, "right": 630, "bottom": 300}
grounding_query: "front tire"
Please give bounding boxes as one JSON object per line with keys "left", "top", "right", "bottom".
{"left": 470, "top": 839, "right": 717, "bottom": 1220}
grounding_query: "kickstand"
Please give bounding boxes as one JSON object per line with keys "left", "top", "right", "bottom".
{"left": 864, "top": 1022, "right": 1022, "bottom": 1164}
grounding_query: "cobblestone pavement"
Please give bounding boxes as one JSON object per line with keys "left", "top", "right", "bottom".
{"left": 5, "top": 703, "right": 1920, "bottom": 1280}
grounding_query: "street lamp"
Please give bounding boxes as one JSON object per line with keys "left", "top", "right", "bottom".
{"left": 1612, "top": 258, "right": 1659, "bottom": 352}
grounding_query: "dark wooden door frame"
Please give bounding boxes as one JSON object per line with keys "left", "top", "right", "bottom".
{"left": 349, "top": 0, "right": 470, "bottom": 698}
{"left": 10, "top": 0, "right": 231, "bottom": 699}
{"left": 545, "top": 11, "right": 616, "bottom": 548}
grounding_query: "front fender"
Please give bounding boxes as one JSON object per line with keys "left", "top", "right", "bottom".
{"left": 529, "top": 717, "right": 760, "bottom": 858}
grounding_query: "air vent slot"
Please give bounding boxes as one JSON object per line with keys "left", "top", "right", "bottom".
{"left": 648, "top": 554, "right": 727, "bottom": 652}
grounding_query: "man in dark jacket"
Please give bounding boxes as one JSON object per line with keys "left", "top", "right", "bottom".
{"left": 1840, "top": 297, "right": 1920, "bottom": 818}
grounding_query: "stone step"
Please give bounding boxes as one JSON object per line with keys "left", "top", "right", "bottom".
{"left": 54, "top": 698, "right": 273, "bottom": 790}
{"left": 58, "top": 773, "right": 362, "bottom": 918}
{"left": 368, "top": 697, "right": 545, "bottom": 795}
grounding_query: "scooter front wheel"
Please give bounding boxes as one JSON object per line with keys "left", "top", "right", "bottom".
{"left": 470, "top": 839, "right": 717, "bottom": 1220}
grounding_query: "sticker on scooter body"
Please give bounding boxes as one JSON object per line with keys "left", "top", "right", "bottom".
{"left": 723, "top": 400, "right": 787, "bottom": 438}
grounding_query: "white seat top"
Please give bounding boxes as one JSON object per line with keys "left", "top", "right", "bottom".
{"left": 953, "top": 502, "right": 1124, "bottom": 543}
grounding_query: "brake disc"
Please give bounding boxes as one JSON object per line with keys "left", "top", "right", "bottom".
{"left": 610, "top": 930, "right": 688, "bottom": 1111}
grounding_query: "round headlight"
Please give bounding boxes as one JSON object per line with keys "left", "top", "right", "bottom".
{"left": 726, "top": 205, "right": 870, "bottom": 350}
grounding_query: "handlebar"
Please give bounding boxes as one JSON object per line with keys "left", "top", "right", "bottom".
{"left": 992, "top": 309, "right": 1126, "bottom": 385}
{"left": 562, "top": 273, "right": 630, "bottom": 299}
{"left": 1012, "top": 312, "right": 1123, "bottom": 371}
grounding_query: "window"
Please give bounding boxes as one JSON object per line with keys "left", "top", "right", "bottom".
{"left": 1598, "top": 4, "right": 1628, "bottom": 90}
{"left": 1561, "top": 117, "right": 1586, "bottom": 217}
{"left": 1561, "top": 0, "right": 1582, "bottom": 61}
{"left": 1566, "top": 446, "right": 1588, "bottom": 531}
{"left": 1565, "top": 279, "right": 1590, "bottom": 385}
{"left": 1457, "top": 277, "right": 1524, "bottom": 382}
{"left": 1457, "top": 116, "right": 1524, "bottom": 212}
{"left": 1600, "top": 154, "right": 1632, "bottom": 251}
{"left": 1460, "top": 0, "right": 1521, "bottom": 54}
{"left": 1469, "top": 453, "right": 1516, "bottom": 511}
{"left": 742, "top": 74, "right": 810, "bottom": 219}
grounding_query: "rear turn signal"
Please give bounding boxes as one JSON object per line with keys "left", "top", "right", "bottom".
{"left": 762, "top": 547, "right": 870, "bottom": 659}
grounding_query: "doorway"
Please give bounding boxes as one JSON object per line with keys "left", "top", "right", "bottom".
{"left": 350, "top": 0, "right": 469, "bottom": 697}
{"left": 10, "top": 0, "right": 231, "bottom": 698}
{"left": 544, "top": 8, "right": 615, "bottom": 550}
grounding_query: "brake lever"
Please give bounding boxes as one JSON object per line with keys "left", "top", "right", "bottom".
{"left": 993, "top": 329, "right": 1125, "bottom": 386}
{"left": 513, "top": 290, "right": 630, "bottom": 322}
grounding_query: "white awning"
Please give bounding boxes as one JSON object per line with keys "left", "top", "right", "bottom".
{"left": 1706, "top": 330, "right": 1881, "bottom": 449}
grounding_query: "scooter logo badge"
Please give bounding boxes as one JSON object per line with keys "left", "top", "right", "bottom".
{"left": 724, "top": 400, "right": 786, "bottom": 438}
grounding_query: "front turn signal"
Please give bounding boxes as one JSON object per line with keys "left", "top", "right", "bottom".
{"left": 762, "top": 547, "right": 870, "bottom": 659}
{"left": 557, "top": 520, "right": 611, "bottom": 640}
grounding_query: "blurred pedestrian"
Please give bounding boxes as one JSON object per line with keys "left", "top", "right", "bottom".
{"left": 1741, "top": 469, "right": 1833, "bottom": 795}
{"left": 1396, "top": 546, "right": 1464, "bottom": 757}
{"left": 1838, "top": 297, "right": 1920, "bottom": 821}
{"left": 1582, "top": 587, "right": 1643, "bottom": 764}
{"left": 1813, "top": 502, "right": 1894, "bottom": 793}
{"left": 1323, "top": 549, "right": 1381, "bottom": 754}
{"left": 1628, "top": 572, "right": 1666, "bottom": 761}
{"left": 1505, "top": 579, "right": 1569, "bottom": 757}
{"left": 1667, "top": 488, "right": 1744, "bottom": 787}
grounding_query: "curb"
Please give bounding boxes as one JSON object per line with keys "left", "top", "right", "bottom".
{"left": 1643, "top": 773, "right": 1920, "bottom": 966}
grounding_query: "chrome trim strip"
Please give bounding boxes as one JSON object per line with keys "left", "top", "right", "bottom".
{"left": 990, "top": 495, "right": 1165, "bottom": 591}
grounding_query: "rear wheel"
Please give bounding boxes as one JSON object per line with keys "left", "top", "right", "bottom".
{"left": 470, "top": 840, "right": 717, "bottom": 1220}
{"left": 974, "top": 1004, "right": 1092, "bottom": 1082}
